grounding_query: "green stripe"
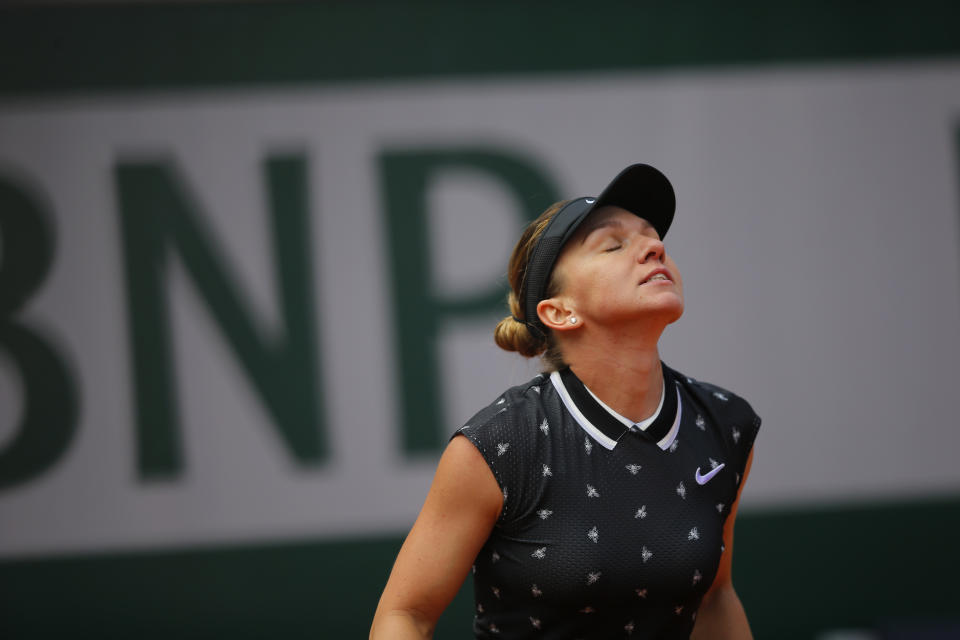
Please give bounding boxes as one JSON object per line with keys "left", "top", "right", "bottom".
{"left": 2, "top": 496, "right": 958, "bottom": 639}
{"left": 738, "top": 496, "right": 960, "bottom": 637}
{"left": 1, "top": 1, "right": 959, "bottom": 95}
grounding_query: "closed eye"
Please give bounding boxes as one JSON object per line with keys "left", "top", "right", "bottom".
{"left": 604, "top": 244, "right": 622, "bottom": 253}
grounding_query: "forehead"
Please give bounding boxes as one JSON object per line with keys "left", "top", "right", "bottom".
{"left": 570, "top": 205, "right": 655, "bottom": 244}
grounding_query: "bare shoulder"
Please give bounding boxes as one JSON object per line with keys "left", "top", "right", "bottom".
{"left": 370, "top": 435, "right": 503, "bottom": 637}
{"left": 430, "top": 435, "right": 503, "bottom": 521}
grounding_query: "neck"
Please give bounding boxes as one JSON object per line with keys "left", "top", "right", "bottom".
{"left": 561, "top": 323, "right": 666, "bottom": 423}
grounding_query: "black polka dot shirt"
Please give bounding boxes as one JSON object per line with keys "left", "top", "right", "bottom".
{"left": 455, "top": 363, "right": 761, "bottom": 639}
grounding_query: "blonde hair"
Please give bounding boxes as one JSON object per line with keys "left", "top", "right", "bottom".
{"left": 493, "top": 201, "right": 569, "bottom": 372}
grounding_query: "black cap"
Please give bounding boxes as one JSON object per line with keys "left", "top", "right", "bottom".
{"left": 521, "top": 164, "right": 676, "bottom": 335}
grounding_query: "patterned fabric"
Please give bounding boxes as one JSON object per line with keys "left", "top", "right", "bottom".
{"left": 455, "top": 363, "right": 760, "bottom": 639}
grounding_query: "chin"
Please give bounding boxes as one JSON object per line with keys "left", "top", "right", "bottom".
{"left": 657, "top": 299, "right": 685, "bottom": 325}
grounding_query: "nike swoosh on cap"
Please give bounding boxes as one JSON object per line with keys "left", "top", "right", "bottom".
{"left": 694, "top": 463, "right": 725, "bottom": 485}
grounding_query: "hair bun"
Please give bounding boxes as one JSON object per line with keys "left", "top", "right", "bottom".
{"left": 494, "top": 315, "right": 543, "bottom": 357}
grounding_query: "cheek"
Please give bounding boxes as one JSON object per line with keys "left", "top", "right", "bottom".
{"left": 553, "top": 255, "right": 605, "bottom": 300}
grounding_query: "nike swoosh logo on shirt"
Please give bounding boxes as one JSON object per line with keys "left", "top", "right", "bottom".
{"left": 694, "top": 463, "right": 725, "bottom": 485}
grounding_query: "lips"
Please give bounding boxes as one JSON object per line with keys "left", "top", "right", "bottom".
{"left": 640, "top": 269, "right": 672, "bottom": 285}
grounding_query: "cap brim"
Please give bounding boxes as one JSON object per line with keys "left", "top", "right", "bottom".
{"left": 594, "top": 163, "right": 675, "bottom": 240}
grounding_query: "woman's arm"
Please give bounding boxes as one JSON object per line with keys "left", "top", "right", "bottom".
{"left": 370, "top": 435, "right": 503, "bottom": 639}
{"left": 691, "top": 450, "right": 754, "bottom": 640}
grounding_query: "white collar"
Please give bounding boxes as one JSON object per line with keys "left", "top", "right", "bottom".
{"left": 550, "top": 370, "right": 681, "bottom": 451}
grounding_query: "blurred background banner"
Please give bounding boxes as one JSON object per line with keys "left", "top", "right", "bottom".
{"left": 1, "top": 2, "right": 959, "bottom": 638}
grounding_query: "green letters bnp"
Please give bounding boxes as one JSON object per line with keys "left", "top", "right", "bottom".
{"left": 0, "top": 147, "right": 558, "bottom": 489}
{"left": 0, "top": 175, "right": 78, "bottom": 490}
{"left": 379, "top": 149, "right": 558, "bottom": 453}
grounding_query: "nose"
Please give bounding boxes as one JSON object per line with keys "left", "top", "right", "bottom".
{"left": 637, "top": 236, "right": 666, "bottom": 264}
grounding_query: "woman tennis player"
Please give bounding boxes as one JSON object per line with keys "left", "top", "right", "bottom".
{"left": 371, "top": 164, "right": 760, "bottom": 639}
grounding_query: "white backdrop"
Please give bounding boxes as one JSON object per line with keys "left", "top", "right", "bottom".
{"left": 1, "top": 60, "right": 959, "bottom": 558}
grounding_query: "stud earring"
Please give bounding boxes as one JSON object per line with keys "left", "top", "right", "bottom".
{"left": 569, "top": 317, "right": 578, "bottom": 325}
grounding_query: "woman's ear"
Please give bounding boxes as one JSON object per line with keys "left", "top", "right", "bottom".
{"left": 537, "top": 298, "right": 581, "bottom": 332}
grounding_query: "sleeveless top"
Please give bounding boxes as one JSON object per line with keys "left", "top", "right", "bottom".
{"left": 454, "top": 363, "right": 761, "bottom": 639}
